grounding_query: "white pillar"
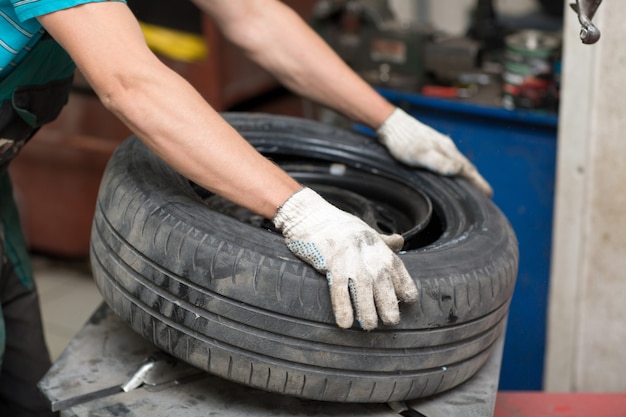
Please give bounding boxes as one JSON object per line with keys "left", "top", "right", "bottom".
{"left": 545, "top": 1, "right": 626, "bottom": 391}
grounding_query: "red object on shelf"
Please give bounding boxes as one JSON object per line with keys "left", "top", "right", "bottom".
{"left": 495, "top": 392, "right": 626, "bottom": 417}
{"left": 421, "top": 85, "right": 460, "bottom": 98}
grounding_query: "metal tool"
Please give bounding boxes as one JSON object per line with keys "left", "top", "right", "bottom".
{"left": 48, "top": 351, "right": 206, "bottom": 412}
{"left": 570, "top": 0, "right": 603, "bottom": 44}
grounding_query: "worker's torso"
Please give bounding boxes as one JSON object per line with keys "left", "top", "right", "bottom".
{"left": 0, "top": 0, "right": 126, "bottom": 173}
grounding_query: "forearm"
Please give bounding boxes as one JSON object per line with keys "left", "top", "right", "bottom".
{"left": 195, "top": 0, "right": 395, "bottom": 129}
{"left": 103, "top": 67, "right": 301, "bottom": 218}
{"left": 39, "top": 2, "right": 300, "bottom": 219}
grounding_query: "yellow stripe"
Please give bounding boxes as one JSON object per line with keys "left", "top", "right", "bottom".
{"left": 139, "top": 21, "right": 208, "bottom": 62}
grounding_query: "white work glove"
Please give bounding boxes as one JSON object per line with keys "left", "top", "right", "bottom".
{"left": 273, "top": 187, "right": 418, "bottom": 331}
{"left": 377, "top": 108, "right": 493, "bottom": 197}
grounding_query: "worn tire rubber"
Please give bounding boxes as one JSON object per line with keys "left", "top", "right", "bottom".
{"left": 90, "top": 113, "right": 518, "bottom": 403}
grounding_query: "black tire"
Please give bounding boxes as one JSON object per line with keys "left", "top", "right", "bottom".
{"left": 90, "top": 113, "right": 518, "bottom": 403}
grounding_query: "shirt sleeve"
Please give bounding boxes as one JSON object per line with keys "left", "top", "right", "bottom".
{"left": 11, "top": 0, "right": 127, "bottom": 23}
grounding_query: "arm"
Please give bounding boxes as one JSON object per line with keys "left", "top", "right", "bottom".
{"left": 38, "top": 2, "right": 301, "bottom": 219}
{"left": 192, "top": 0, "right": 395, "bottom": 129}
{"left": 38, "top": 2, "right": 417, "bottom": 330}
{"left": 193, "top": 0, "right": 492, "bottom": 196}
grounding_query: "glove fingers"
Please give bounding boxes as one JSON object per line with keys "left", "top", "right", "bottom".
{"left": 461, "top": 164, "right": 494, "bottom": 197}
{"left": 350, "top": 277, "right": 379, "bottom": 331}
{"left": 327, "top": 272, "right": 354, "bottom": 329}
{"left": 439, "top": 143, "right": 494, "bottom": 197}
{"left": 372, "top": 274, "right": 400, "bottom": 326}
{"left": 390, "top": 257, "right": 418, "bottom": 303}
{"left": 380, "top": 233, "right": 404, "bottom": 252}
{"left": 420, "top": 150, "right": 464, "bottom": 176}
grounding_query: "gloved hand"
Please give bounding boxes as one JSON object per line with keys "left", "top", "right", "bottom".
{"left": 377, "top": 108, "right": 493, "bottom": 197}
{"left": 273, "top": 187, "right": 418, "bottom": 331}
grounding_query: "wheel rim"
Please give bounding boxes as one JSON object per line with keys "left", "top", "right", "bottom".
{"left": 193, "top": 160, "right": 433, "bottom": 242}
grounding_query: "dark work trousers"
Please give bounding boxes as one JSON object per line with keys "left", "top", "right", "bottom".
{"left": 0, "top": 173, "right": 56, "bottom": 416}
{"left": 0, "top": 32, "right": 75, "bottom": 416}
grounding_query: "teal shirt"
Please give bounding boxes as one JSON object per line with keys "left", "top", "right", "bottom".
{"left": 0, "top": 0, "right": 126, "bottom": 78}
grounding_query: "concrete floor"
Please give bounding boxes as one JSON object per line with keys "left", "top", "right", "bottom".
{"left": 31, "top": 254, "right": 102, "bottom": 360}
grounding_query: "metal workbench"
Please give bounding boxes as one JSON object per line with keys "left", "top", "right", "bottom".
{"left": 39, "top": 303, "right": 504, "bottom": 416}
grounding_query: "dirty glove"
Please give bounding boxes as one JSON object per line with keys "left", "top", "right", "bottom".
{"left": 377, "top": 108, "right": 493, "bottom": 197}
{"left": 273, "top": 187, "right": 418, "bottom": 331}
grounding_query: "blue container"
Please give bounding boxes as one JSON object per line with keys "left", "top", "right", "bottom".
{"left": 378, "top": 88, "right": 558, "bottom": 390}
